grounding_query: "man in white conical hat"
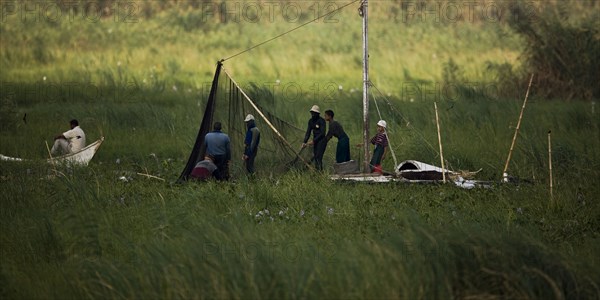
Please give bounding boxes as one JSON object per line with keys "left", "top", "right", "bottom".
{"left": 302, "top": 105, "right": 327, "bottom": 170}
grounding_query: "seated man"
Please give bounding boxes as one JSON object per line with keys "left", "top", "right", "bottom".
{"left": 51, "top": 119, "right": 86, "bottom": 155}
{"left": 190, "top": 156, "right": 218, "bottom": 181}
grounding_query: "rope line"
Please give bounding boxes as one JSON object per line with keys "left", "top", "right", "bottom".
{"left": 369, "top": 82, "right": 440, "bottom": 156}
{"left": 221, "top": 0, "right": 361, "bottom": 62}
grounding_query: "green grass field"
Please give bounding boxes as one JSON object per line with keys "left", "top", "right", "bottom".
{"left": 1, "top": 1, "right": 599, "bottom": 299}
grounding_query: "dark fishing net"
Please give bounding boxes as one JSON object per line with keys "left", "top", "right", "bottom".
{"left": 178, "top": 62, "right": 312, "bottom": 182}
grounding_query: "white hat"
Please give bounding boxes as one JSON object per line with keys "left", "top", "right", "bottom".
{"left": 377, "top": 120, "right": 387, "bottom": 128}
{"left": 310, "top": 105, "right": 320, "bottom": 113}
{"left": 244, "top": 114, "right": 255, "bottom": 122}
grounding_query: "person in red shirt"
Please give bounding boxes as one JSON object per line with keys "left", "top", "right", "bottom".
{"left": 369, "top": 120, "right": 388, "bottom": 173}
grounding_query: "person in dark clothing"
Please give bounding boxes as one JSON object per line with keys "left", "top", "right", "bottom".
{"left": 324, "top": 110, "right": 351, "bottom": 163}
{"left": 369, "top": 120, "right": 388, "bottom": 173}
{"left": 302, "top": 105, "right": 327, "bottom": 170}
{"left": 204, "top": 122, "right": 231, "bottom": 180}
{"left": 243, "top": 114, "right": 260, "bottom": 174}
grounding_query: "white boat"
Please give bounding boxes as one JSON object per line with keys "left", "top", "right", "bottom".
{"left": 0, "top": 137, "right": 104, "bottom": 166}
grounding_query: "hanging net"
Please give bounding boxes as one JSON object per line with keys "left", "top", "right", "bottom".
{"left": 178, "top": 62, "right": 312, "bottom": 182}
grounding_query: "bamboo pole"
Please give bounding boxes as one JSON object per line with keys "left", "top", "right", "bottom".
{"left": 45, "top": 140, "right": 57, "bottom": 172}
{"left": 137, "top": 172, "right": 166, "bottom": 181}
{"left": 434, "top": 102, "right": 446, "bottom": 183}
{"left": 502, "top": 74, "right": 534, "bottom": 182}
{"left": 223, "top": 69, "right": 314, "bottom": 170}
{"left": 548, "top": 130, "right": 553, "bottom": 202}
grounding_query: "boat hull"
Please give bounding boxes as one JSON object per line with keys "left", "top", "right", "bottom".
{"left": 1, "top": 137, "right": 104, "bottom": 166}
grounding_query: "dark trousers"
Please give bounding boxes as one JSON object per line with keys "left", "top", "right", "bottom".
{"left": 245, "top": 149, "right": 257, "bottom": 174}
{"left": 313, "top": 140, "right": 327, "bottom": 170}
{"left": 336, "top": 136, "right": 351, "bottom": 163}
{"left": 370, "top": 145, "right": 385, "bottom": 172}
{"left": 212, "top": 154, "right": 229, "bottom": 180}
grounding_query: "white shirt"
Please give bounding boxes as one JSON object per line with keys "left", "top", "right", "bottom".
{"left": 63, "top": 126, "right": 86, "bottom": 153}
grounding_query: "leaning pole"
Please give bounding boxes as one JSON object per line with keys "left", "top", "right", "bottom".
{"left": 361, "top": 0, "right": 370, "bottom": 172}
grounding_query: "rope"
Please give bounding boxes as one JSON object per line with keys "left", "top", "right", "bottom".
{"left": 221, "top": 0, "right": 361, "bottom": 62}
{"left": 369, "top": 82, "right": 439, "bottom": 156}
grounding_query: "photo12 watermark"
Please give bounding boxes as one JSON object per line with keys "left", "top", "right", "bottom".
{"left": 401, "top": 81, "right": 501, "bottom": 102}
{"left": 201, "top": 80, "right": 344, "bottom": 104}
{"left": 395, "top": 1, "right": 540, "bottom": 24}
{"left": 1, "top": 1, "right": 140, "bottom": 23}
{"left": 199, "top": 1, "right": 341, "bottom": 24}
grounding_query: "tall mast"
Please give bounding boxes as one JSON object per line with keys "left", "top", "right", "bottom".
{"left": 361, "top": 0, "right": 370, "bottom": 173}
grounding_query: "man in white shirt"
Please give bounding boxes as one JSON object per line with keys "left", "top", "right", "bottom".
{"left": 51, "top": 119, "right": 86, "bottom": 155}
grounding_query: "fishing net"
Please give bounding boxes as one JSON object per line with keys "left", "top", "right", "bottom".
{"left": 178, "top": 62, "right": 312, "bottom": 181}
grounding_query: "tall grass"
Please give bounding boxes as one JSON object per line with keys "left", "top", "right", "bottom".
{"left": 1, "top": 165, "right": 599, "bottom": 299}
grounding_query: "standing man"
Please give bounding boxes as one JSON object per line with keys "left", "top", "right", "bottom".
{"left": 204, "top": 122, "right": 231, "bottom": 180}
{"left": 51, "top": 119, "right": 86, "bottom": 155}
{"left": 324, "top": 110, "right": 351, "bottom": 163}
{"left": 369, "top": 120, "right": 388, "bottom": 173}
{"left": 302, "top": 105, "right": 327, "bottom": 170}
{"left": 243, "top": 114, "right": 260, "bottom": 175}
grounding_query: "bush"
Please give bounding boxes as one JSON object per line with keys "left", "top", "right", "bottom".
{"left": 508, "top": 0, "right": 600, "bottom": 100}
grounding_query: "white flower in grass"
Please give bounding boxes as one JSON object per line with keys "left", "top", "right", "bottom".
{"left": 115, "top": 158, "right": 121, "bottom": 164}
{"left": 338, "top": 85, "right": 343, "bottom": 91}
{"left": 300, "top": 210, "right": 305, "bottom": 217}
{"left": 275, "top": 79, "right": 281, "bottom": 85}
{"left": 279, "top": 210, "right": 284, "bottom": 216}
{"left": 517, "top": 207, "right": 523, "bottom": 214}
{"left": 327, "top": 207, "right": 334, "bottom": 215}
{"left": 172, "top": 85, "right": 178, "bottom": 92}
{"left": 43, "top": 76, "right": 47, "bottom": 81}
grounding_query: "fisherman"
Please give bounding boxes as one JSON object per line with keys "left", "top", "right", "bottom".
{"left": 369, "top": 120, "right": 388, "bottom": 174}
{"left": 51, "top": 119, "right": 86, "bottom": 155}
{"left": 204, "top": 122, "right": 231, "bottom": 180}
{"left": 324, "top": 110, "right": 351, "bottom": 163}
{"left": 243, "top": 114, "right": 260, "bottom": 174}
{"left": 302, "top": 105, "right": 327, "bottom": 170}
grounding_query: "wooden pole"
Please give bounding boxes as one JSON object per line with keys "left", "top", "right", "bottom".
{"left": 434, "top": 102, "right": 446, "bottom": 183}
{"left": 548, "top": 130, "right": 553, "bottom": 202}
{"left": 502, "top": 74, "right": 534, "bottom": 182}
{"left": 361, "top": 0, "right": 370, "bottom": 173}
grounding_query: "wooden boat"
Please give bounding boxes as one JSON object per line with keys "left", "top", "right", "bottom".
{"left": 0, "top": 137, "right": 104, "bottom": 166}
